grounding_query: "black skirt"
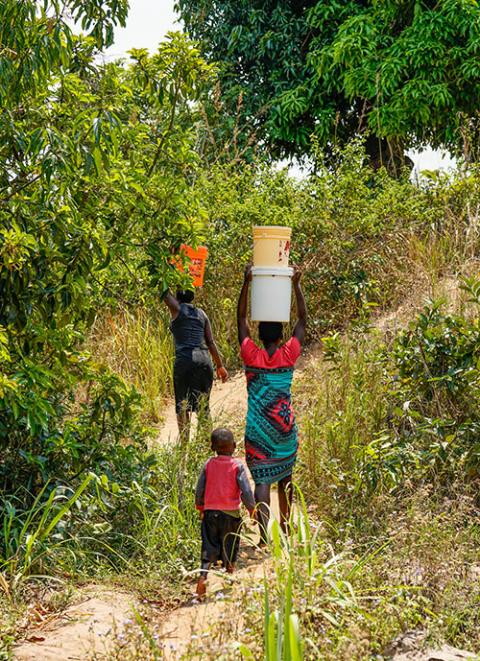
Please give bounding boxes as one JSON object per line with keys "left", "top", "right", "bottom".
{"left": 200, "top": 510, "right": 242, "bottom": 568}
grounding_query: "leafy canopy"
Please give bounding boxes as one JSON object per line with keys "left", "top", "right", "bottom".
{"left": 177, "top": 0, "right": 480, "bottom": 159}
{"left": 0, "top": 1, "right": 213, "bottom": 490}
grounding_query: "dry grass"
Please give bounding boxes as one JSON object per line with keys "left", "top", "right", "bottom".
{"left": 88, "top": 308, "right": 174, "bottom": 422}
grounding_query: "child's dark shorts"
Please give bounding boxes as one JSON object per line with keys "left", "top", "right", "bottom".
{"left": 201, "top": 510, "right": 242, "bottom": 568}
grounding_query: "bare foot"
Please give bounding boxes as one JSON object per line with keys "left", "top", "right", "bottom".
{"left": 196, "top": 576, "right": 207, "bottom": 600}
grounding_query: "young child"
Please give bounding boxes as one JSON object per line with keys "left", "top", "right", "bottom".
{"left": 195, "top": 427, "right": 255, "bottom": 598}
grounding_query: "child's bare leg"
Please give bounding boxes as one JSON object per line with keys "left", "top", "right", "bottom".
{"left": 254, "top": 483, "right": 271, "bottom": 545}
{"left": 278, "top": 474, "right": 293, "bottom": 533}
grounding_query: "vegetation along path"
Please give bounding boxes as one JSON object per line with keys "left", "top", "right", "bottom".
{"left": 14, "top": 306, "right": 479, "bottom": 660}
{"left": 13, "top": 372, "right": 271, "bottom": 660}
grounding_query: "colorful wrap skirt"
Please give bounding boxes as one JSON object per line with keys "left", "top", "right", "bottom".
{"left": 244, "top": 366, "right": 298, "bottom": 485}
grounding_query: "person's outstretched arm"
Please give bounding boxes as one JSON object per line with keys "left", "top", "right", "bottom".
{"left": 237, "top": 265, "right": 252, "bottom": 345}
{"left": 162, "top": 290, "right": 180, "bottom": 320}
{"left": 205, "top": 318, "right": 228, "bottom": 382}
{"left": 292, "top": 265, "right": 307, "bottom": 345}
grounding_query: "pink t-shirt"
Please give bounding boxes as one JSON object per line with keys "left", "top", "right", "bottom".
{"left": 240, "top": 336, "right": 301, "bottom": 369}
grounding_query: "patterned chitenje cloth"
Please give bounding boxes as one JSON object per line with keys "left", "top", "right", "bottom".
{"left": 244, "top": 366, "right": 298, "bottom": 485}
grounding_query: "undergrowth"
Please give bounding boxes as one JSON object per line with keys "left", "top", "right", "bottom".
{"left": 5, "top": 146, "right": 480, "bottom": 658}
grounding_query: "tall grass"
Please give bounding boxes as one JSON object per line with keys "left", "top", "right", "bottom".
{"left": 0, "top": 475, "right": 93, "bottom": 596}
{"left": 234, "top": 490, "right": 362, "bottom": 660}
{"left": 89, "top": 308, "right": 174, "bottom": 422}
{"left": 296, "top": 331, "right": 388, "bottom": 521}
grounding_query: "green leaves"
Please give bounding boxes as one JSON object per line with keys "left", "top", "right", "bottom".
{"left": 178, "top": 0, "right": 480, "bottom": 159}
{"left": 0, "top": 6, "right": 210, "bottom": 497}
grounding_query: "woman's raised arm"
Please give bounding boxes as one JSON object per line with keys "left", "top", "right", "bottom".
{"left": 237, "top": 265, "right": 252, "bottom": 345}
{"left": 292, "top": 266, "right": 307, "bottom": 345}
{"left": 161, "top": 290, "right": 180, "bottom": 320}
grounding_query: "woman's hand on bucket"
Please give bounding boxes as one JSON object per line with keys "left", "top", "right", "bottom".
{"left": 217, "top": 366, "right": 229, "bottom": 382}
{"left": 292, "top": 264, "right": 302, "bottom": 285}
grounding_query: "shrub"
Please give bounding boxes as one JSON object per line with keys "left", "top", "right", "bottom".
{"left": 299, "top": 281, "right": 480, "bottom": 517}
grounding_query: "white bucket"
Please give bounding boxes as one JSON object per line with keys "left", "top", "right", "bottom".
{"left": 251, "top": 266, "right": 293, "bottom": 322}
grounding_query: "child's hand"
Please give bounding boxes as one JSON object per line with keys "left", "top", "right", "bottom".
{"left": 198, "top": 510, "right": 204, "bottom": 520}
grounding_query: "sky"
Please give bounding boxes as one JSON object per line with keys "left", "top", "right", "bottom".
{"left": 103, "top": 0, "right": 455, "bottom": 174}
{"left": 105, "top": 0, "right": 179, "bottom": 60}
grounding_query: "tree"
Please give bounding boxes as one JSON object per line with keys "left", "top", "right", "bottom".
{"left": 177, "top": 0, "right": 480, "bottom": 168}
{"left": 0, "top": 1, "right": 213, "bottom": 492}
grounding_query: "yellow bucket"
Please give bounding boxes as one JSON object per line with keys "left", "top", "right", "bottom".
{"left": 253, "top": 226, "right": 292, "bottom": 267}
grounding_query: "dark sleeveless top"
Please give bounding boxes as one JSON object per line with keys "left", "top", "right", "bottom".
{"left": 170, "top": 303, "right": 210, "bottom": 364}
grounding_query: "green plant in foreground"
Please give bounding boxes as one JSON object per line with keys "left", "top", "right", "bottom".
{"left": 0, "top": 475, "right": 92, "bottom": 596}
{"left": 237, "top": 488, "right": 361, "bottom": 660}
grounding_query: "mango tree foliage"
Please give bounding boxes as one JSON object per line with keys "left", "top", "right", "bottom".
{"left": 0, "top": 1, "right": 213, "bottom": 492}
{"left": 177, "top": 0, "right": 480, "bottom": 163}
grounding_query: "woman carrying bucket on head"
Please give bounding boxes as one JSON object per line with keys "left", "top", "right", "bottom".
{"left": 163, "top": 245, "right": 228, "bottom": 443}
{"left": 237, "top": 251, "right": 307, "bottom": 541}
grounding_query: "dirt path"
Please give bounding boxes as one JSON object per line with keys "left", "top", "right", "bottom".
{"left": 158, "top": 524, "right": 272, "bottom": 660}
{"left": 14, "top": 587, "right": 136, "bottom": 661}
{"left": 155, "top": 372, "right": 285, "bottom": 658}
{"left": 157, "top": 372, "right": 247, "bottom": 445}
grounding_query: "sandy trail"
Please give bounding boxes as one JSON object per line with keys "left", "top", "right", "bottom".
{"left": 159, "top": 528, "right": 272, "bottom": 660}
{"left": 156, "top": 372, "right": 247, "bottom": 445}
{"left": 14, "top": 587, "right": 136, "bottom": 661}
{"left": 156, "top": 371, "right": 286, "bottom": 658}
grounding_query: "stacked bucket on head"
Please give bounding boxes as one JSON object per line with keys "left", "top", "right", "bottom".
{"left": 251, "top": 226, "right": 293, "bottom": 322}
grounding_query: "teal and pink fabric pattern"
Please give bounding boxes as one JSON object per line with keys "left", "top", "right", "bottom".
{"left": 240, "top": 337, "right": 301, "bottom": 485}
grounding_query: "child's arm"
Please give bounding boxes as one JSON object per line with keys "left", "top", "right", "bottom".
{"left": 195, "top": 465, "right": 207, "bottom": 514}
{"left": 236, "top": 463, "right": 256, "bottom": 516}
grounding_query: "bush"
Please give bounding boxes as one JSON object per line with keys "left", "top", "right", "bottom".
{"left": 298, "top": 282, "right": 480, "bottom": 519}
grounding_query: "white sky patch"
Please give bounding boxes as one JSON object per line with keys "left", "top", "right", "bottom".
{"left": 408, "top": 146, "right": 457, "bottom": 176}
{"left": 105, "top": 0, "right": 179, "bottom": 60}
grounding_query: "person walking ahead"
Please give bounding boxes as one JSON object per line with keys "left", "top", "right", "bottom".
{"left": 237, "top": 265, "right": 307, "bottom": 541}
{"left": 163, "top": 289, "right": 228, "bottom": 441}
